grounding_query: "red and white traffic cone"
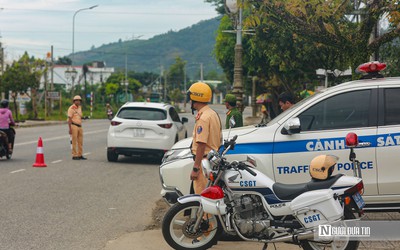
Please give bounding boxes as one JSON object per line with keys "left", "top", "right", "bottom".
{"left": 33, "top": 137, "right": 47, "bottom": 167}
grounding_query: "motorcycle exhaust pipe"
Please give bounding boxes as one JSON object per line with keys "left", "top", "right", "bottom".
{"left": 268, "top": 230, "right": 315, "bottom": 243}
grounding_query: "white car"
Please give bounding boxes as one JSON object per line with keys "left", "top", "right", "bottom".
{"left": 159, "top": 62, "right": 400, "bottom": 211}
{"left": 107, "top": 102, "right": 188, "bottom": 162}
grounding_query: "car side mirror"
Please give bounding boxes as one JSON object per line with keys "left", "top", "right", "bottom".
{"left": 282, "top": 117, "right": 301, "bottom": 135}
{"left": 181, "top": 117, "right": 188, "bottom": 124}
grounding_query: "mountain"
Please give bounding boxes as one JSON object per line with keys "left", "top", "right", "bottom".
{"left": 73, "top": 17, "right": 222, "bottom": 78}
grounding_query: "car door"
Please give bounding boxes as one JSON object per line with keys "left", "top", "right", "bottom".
{"left": 272, "top": 87, "right": 379, "bottom": 196}
{"left": 376, "top": 86, "right": 400, "bottom": 195}
{"left": 169, "top": 107, "right": 185, "bottom": 140}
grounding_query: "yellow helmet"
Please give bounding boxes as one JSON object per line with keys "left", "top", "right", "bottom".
{"left": 309, "top": 155, "right": 338, "bottom": 180}
{"left": 187, "top": 82, "right": 212, "bottom": 103}
{"left": 73, "top": 95, "right": 82, "bottom": 101}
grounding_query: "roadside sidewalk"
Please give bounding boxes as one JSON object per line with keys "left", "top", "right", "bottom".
{"left": 103, "top": 210, "right": 400, "bottom": 250}
{"left": 104, "top": 229, "right": 293, "bottom": 250}
{"left": 16, "top": 120, "right": 66, "bottom": 128}
{"left": 104, "top": 228, "right": 400, "bottom": 250}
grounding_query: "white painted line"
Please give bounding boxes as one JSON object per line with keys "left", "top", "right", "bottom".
{"left": 10, "top": 169, "right": 26, "bottom": 174}
{"left": 15, "top": 129, "right": 108, "bottom": 146}
{"left": 52, "top": 160, "right": 62, "bottom": 164}
{"left": 83, "top": 152, "right": 91, "bottom": 156}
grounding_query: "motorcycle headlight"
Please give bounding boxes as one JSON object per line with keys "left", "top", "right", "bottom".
{"left": 162, "top": 148, "right": 192, "bottom": 163}
{"left": 201, "top": 158, "right": 212, "bottom": 179}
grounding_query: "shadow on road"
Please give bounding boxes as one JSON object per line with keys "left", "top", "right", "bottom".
{"left": 115, "top": 154, "right": 163, "bottom": 165}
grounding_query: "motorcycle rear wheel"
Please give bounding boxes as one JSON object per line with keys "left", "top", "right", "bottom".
{"left": 162, "top": 201, "right": 222, "bottom": 250}
{"left": 300, "top": 208, "right": 360, "bottom": 250}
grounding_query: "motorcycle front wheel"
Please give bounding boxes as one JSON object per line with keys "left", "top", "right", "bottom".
{"left": 162, "top": 201, "right": 222, "bottom": 250}
{"left": 300, "top": 208, "right": 360, "bottom": 250}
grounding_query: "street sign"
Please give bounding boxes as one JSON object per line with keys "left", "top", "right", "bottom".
{"left": 47, "top": 91, "right": 60, "bottom": 99}
{"left": 16, "top": 94, "right": 31, "bottom": 103}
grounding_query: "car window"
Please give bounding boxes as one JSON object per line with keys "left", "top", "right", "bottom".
{"left": 169, "top": 107, "right": 181, "bottom": 122}
{"left": 117, "top": 107, "right": 167, "bottom": 120}
{"left": 384, "top": 88, "right": 400, "bottom": 125}
{"left": 298, "top": 90, "right": 371, "bottom": 131}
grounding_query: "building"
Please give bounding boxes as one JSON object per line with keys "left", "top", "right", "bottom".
{"left": 48, "top": 64, "right": 114, "bottom": 90}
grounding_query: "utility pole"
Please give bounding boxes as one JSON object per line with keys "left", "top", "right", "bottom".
{"left": 200, "top": 63, "right": 204, "bottom": 81}
{"left": 161, "top": 65, "right": 166, "bottom": 101}
{"left": 0, "top": 42, "right": 4, "bottom": 100}
{"left": 184, "top": 66, "right": 187, "bottom": 109}
{"left": 125, "top": 54, "right": 128, "bottom": 101}
{"left": 0, "top": 42, "right": 3, "bottom": 74}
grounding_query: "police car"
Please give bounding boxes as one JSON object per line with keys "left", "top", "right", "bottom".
{"left": 159, "top": 62, "right": 400, "bottom": 211}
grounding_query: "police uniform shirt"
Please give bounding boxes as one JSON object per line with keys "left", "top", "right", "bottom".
{"left": 67, "top": 104, "right": 83, "bottom": 125}
{"left": 191, "top": 105, "right": 221, "bottom": 156}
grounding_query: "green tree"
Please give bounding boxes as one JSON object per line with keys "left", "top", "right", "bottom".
{"left": 55, "top": 56, "right": 72, "bottom": 65}
{"left": 167, "top": 56, "right": 187, "bottom": 91}
{"left": 105, "top": 71, "right": 142, "bottom": 103}
{"left": 168, "top": 88, "right": 184, "bottom": 104}
{"left": 105, "top": 83, "right": 119, "bottom": 96}
{"left": 248, "top": 0, "right": 400, "bottom": 75}
{"left": 379, "top": 38, "right": 400, "bottom": 77}
{"left": 1, "top": 52, "right": 47, "bottom": 120}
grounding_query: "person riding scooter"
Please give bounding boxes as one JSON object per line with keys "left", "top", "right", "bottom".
{"left": 0, "top": 100, "right": 16, "bottom": 157}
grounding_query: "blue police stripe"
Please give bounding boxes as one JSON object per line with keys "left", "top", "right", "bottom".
{"left": 226, "top": 133, "right": 393, "bottom": 155}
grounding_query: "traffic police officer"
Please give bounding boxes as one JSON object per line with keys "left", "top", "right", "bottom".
{"left": 67, "top": 95, "right": 87, "bottom": 160}
{"left": 187, "top": 82, "right": 222, "bottom": 194}
{"left": 224, "top": 94, "right": 243, "bottom": 129}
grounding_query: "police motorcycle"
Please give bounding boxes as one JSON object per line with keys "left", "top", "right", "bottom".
{"left": 162, "top": 119, "right": 366, "bottom": 250}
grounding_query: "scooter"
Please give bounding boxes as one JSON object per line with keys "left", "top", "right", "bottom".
{"left": 162, "top": 121, "right": 366, "bottom": 250}
{"left": 0, "top": 127, "right": 15, "bottom": 160}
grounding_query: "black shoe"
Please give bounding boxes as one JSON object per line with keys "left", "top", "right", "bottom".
{"left": 80, "top": 156, "right": 87, "bottom": 160}
{"left": 72, "top": 157, "right": 80, "bottom": 160}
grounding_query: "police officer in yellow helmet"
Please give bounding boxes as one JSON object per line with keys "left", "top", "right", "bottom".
{"left": 187, "top": 82, "right": 222, "bottom": 194}
{"left": 67, "top": 95, "right": 87, "bottom": 160}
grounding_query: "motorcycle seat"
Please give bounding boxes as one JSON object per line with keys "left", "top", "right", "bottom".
{"left": 272, "top": 174, "right": 344, "bottom": 201}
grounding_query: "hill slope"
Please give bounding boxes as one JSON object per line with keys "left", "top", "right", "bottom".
{"left": 73, "top": 17, "right": 222, "bottom": 78}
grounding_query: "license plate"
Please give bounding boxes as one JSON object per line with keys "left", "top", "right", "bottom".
{"left": 133, "top": 129, "right": 145, "bottom": 137}
{"left": 352, "top": 192, "right": 365, "bottom": 209}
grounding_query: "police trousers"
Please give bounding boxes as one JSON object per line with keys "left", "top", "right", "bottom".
{"left": 71, "top": 124, "right": 83, "bottom": 157}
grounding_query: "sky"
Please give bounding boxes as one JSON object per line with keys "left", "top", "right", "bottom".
{"left": 0, "top": 0, "right": 219, "bottom": 62}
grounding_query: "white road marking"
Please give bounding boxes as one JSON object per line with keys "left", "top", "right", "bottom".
{"left": 15, "top": 129, "right": 108, "bottom": 146}
{"left": 10, "top": 169, "right": 26, "bottom": 174}
{"left": 83, "top": 152, "right": 91, "bottom": 156}
{"left": 52, "top": 160, "right": 62, "bottom": 164}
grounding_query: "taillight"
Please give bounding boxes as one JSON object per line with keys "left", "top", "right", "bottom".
{"left": 201, "top": 186, "right": 224, "bottom": 200}
{"left": 111, "top": 121, "right": 121, "bottom": 126}
{"left": 345, "top": 132, "right": 359, "bottom": 147}
{"left": 158, "top": 123, "right": 173, "bottom": 129}
{"left": 357, "top": 61, "right": 386, "bottom": 73}
{"left": 345, "top": 181, "right": 364, "bottom": 195}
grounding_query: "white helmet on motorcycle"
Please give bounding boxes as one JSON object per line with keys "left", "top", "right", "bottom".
{"left": 309, "top": 155, "right": 339, "bottom": 180}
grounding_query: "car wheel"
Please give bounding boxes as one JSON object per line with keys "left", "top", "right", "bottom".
{"left": 107, "top": 150, "right": 118, "bottom": 162}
